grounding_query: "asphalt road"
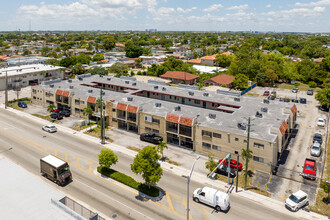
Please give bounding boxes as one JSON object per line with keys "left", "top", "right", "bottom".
{"left": 0, "top": 107, "right": 307, "bottom": 220}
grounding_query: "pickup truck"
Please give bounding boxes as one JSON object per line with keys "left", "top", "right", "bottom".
{"left": 302, "top": 159, "right": 317, "bottom": 180}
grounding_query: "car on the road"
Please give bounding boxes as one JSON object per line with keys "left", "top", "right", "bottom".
{"left": 317, "top": 118, "right": 325, "bottom": 127}
{"left": 302, "top": 158, "right": 317, "bottom": 180}
{"left": 60, "top": 110, "right": 71, "bottom": 117}
{"left": 310, "top": 142, "right": 321, "bottom": 157}
{"left": 18, "top": 101, "right": 27, "bottom": 108}
{"left": 285, "top": 190, "right": 309, "bottom": 212}
{"left": 313, "top": 133, "right": 322, "bottom": 144}
{"left": 50, "top": 113, "right": 63, "bottom": 120}
{"left": 218, "top": 159, "right": 243, "bottom": 171}
{"left": 140, "top": 133, "right": 163, "bottom": 144}
{"left": 42, "top": 125, "right": 57, "bottom": 133}
{"left": 307, "top": 89, "right": 313, "bottom": 95}
{"left": 299, "top": 98, "right": 306, "bottom": 104}
{"left": 216, "top": 164, "right": 236, "bottom": 178}
{"left": 263, "top": 91, "right": 270, "bottom": 96}
{"left": 193, "top": 187, "right": 230, "bottom": 212}
{"left": 292, "top": 88, "right": 298, "bottom": 93}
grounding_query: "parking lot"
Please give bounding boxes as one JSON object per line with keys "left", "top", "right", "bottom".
{"left": 249, "top": 86, "right": 328, "bottom": 205}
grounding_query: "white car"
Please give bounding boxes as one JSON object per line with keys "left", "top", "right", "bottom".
{"left": 317, "top": 118, "right": 325, "bottom": 127}
{"left": 285, "top": 190, "right": 309, "bottom": 211}
{"left": 42, "top": 125, "right": 57, "bottom": 133}
{"left": 310, "top": 142, "right": 321, "bottom": 157}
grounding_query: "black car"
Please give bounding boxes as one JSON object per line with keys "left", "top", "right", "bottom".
{"left": 284, "top": 98, "right": 290, "bottom": 102}
{"left": 291, "top": 99, "right": 299, "bottom": 103}
{"left": 60, "top": 110, "right": 71, "bottom": 117}
{"left": 216, "top": 164, "right": 236, "bottom": 178}
{"left": 140, "top": 133, "right": 163, "bottom": 144}
{"left": 50, "top": 113, "right": 63, "bottom": 120}
{"left": 300, "top": 98, "right": 307, "bottom": 104}
{"left": 18, "top": 101, "right": 27, "bottom": 108}
{"left": 313, "top": 133, "right": 322, "bottom": 144}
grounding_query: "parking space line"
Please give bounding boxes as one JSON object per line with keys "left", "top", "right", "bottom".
{"left": 166, "top": 193, "right": 174, "bottom": 211}
{"left": 180, "top": 198, "right": 194, "bottom": 220}
{"left": 280, "top": 194, "right": 286, "bottom": 200}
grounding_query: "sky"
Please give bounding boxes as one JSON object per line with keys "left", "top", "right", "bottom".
{"left": 1, "top": 0, "right": 330, "bottom": 32}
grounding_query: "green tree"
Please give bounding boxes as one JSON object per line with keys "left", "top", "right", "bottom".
{"left": 205, "top": 153, "right": 218, "bottom": 173}
{"left": 83, "top": 107, "right": 93, "bottom": 130}
{"left": 92, "top": 53, "right": 104, "bottom": 62}
{"left": 47, "top": 104, "right": 56, "bottom": 113}
{"left": 131, "top": 146, "right": 163, "bottom": 187}
{"left": 215, "top": 54, "right": 232, "bottom": 67}
{"left": 87, "top": 67, "right": 108, "bottom": 75}
{"left": 232, "top": 74, "right": 249, "bottom": 90}
{"left": 98, "top": 148, "right": 118, "bottom": 169}
{"left": 135, "top": 58, "right": 143, "bottom": 68}
{"left": 72, "top": 64, "right": 86, "bottom": 75}
{"left": 109, "top": 62, "right": 127, "bottom": 74}
{"left": 241, "top": 148, "right": 253, "bottom": 163}
{"left": 23, "top": 49, "right": 31, "bottom": 56}
{"left": 320, "top": 181, "right": 330, "bottom": 202}
{"left": 103, "top": 36, "right": 116, "bottom": 50}
{"left": 315, "top": 88, "right": 330, "bottom": 109}
{"left": 126, "top": 45, "right": 143, "bottom": 58}
{"left": 156, "top": 141, "right": 168, "bottom": 159}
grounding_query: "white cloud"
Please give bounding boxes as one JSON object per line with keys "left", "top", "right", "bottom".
{"left": 295, "top": 0, "right": 330, "bottom": 7}
{"left": 203, "top": 4, "right": 223, "bottom": 12}
{"left": 266, "top": 4, "right": 271, "bottom": 8}
{"left": 263, "top": 7, "right": 325, "bottom": 19}
{"left": 177, "top": 7, "right": 197, "bottom": 13}
{"left": 227, "top": 4, "right": 248, "bottom": 10}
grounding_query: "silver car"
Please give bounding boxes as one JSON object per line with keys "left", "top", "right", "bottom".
{"left": 310, "top": 142, "right": 321, "bottom": 157}
{"left": 42, "top": 125, "right": 57, "bottom": 133}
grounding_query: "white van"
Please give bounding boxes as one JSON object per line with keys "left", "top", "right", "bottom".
{"left": 193, "top": 187, "right": 230, "bottom": 212}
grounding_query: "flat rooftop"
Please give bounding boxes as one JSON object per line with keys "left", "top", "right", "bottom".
{"left": 0, "top": 64, "right": 62, "bottom": 78}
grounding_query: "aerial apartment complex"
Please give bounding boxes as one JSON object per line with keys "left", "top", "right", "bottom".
{"left": 31, "top": 74, "right": 297, "bottom": 173}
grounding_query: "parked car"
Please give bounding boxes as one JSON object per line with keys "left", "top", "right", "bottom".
{"left": 216, "top": 164, "right": 236, "bottom": 178}
{"left": 307, "top": 89, "right": 313, "bottom": 95}
{"left": 18, "top": 101, "right": 27, "bottom": 108}
{"left": 302, "top": 158, "right": 317, "bottom": 180}
{"left": 193, "top": 186, "right": 230, "bottom": 212}
{"left": 271, "top": 91, "right": 277, "bottom": 97}
{"left": 317, "top": 118, "right": 325, "bottom": 127}
{"left": 291, "top": 98, "right": 299, "bottom": 103}
{"left": 299, "top": 98, "right": 306, "bottom": 104}
{"left": 283, "top": 98, "right": 290, "bottom": 102}
{"left": 292, "top": 88, "right": 298, "bottom": 93}
{"left": 218, "top": 159, "right": 243, "bottom": 171}
{"left": 285, "top": 190, "right": 309, "bottom": 212}
{"left": 313, "top": 133, "right": 322, "bottom": 144}
{"left": 52, "top": 108, "right": 60, "bottom": 113}
{"left": 268, "top": 95, "right": 275, "bottom": 100}
{"left": 140, "top": 133, "right": 163, "bottom": 144}
{"left": 60, "top": 110, "right": 71, "bottom": 117}
{"left": 42, "top": 125, "right": 57, "bottom": 133}
{"left": 275, "top": 97, "right": 281, "bottom": 101}
{"left": 50, "top": 113, "right": 63, "bottom": 120}
{"left": 310, "top": 142, "right": 321, "bottom": 157}
{"left": 263, "top": 91, "right": 270, "bottom": 96}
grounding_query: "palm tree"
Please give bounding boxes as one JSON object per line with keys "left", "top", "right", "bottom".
{"left": 241, "top": 148, "right": 253, "bottom": 163}
{"left": 83, "top": 107, "right": 93, "bottom": 131}
{"left": 156, "top": 141, "right": 168, "bottom": 160}
{"left": 47, "top": 104, "right": 56, "bottom": 113}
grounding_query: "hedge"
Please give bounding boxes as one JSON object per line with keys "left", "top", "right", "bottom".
{"left": 97, "top": 166, "right": 159, "bottom": 197}
{"left": 8, "top": 97, "right": 31, "bottom": 104}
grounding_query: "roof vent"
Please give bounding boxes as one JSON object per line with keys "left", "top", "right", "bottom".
{"left": 234, "top": 97, "right": 240, "bottom": 102}
{"left": 154, "top": 86, "right": 158, "bottom": 90}
{"left": 88, "top": 89, "right": 93, "bottom": 93}
{"left": 50, "top": 84, "right": 54, "bottom": 88}
{"left": 162, "top": 87, "right": 166, "bottom": 91}
{"left": 99, "top": 75, "right": 103, "bottom": 78}
{"left": 102, "top": 91, "right": 105, "bottom": 95}
{"left": 237, "top": 122, "right": 247, "bottom": 130}
{"left": 69, "top": 85, "right": 74, "bottom": 89}
{"left": 255, "top": 111, "right": 263, "bottom": 118}
{"left": 188, "top": 91, "right": 194, "bottom": 96}
{"left": 125, "top": 81, "right": 129, "bottom": 84}
{"left": 261, "top": 107, "right": 268, "bottom": 112}
{"left": 209, "top": 113, "right": 216, "bottom": 119}
{"left": 127, "top": 97, "right": 133, "bottom": 101}
{"left": 68, "top": 79, "right": 72, "bottom": 83}
{"left": 203, "top": 92, "right": 209, "bottom": 97}
{"left": 132, "top": 82, "right": 136, "bottom": 86}
{"left": 175, "top": 106, "right": 181, "bottom": 111}
{"left": 155, "top": 103, "right": 162, "bottom": 107}
{"left": 107, "top": 78, "right": 111, "bottom": 81}
{"left": 78, "top": 77, "right": 83, "bottom": 81}
{"left": 263, "top": 99, "right": 269, "bottom": 104}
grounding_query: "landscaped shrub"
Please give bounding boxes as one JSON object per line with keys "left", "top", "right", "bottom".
{"left": 97, "top": 166, "right": 159, "bottom": 197}
{"left": 309, "top": 81, "right": 317, "bottom": 88}
{"left": 8, "top": 97, "right": 31, "bottom": 104}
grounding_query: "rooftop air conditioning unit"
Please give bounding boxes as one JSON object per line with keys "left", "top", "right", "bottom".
{"left": 162, "top": 87, "right": 166, "bottom": 91}
{"left": 261, "top": 107, "right": 268, "bottom": 112}
{"left": 132, "top": 83, "right": 136, "bottom": 86}
{"left": 155, "top": 103, "right": 161, "bottom": 107}
{"left": 154, "top": 86, "right": 158, "bottom": 90}
{"left": 68, "top": 79, "right": 72, "bottom": 83}
{"left": 125, "top": 81, "right": 129, "bottom": 84}
{"left": 78, "top": 77, "right": 83, "bottom": 81}
{"left": 188, "top": 91, "right": 194, "bottom": 96}
{"left": 127, "top": 97, "right": 133, "bottom": 101}
{"left": 99, "top": 75, "right": 103, "bottom": 78}
{"left": 88, "top": 89, "right": 93, "bottom": 93}
{"left": 102, "top": 91, "right": 105, "bottom": 95}
{"left": 69, "top": 86, "right": 74, "bottom": 89}
{"left": 237, "top": 122, "right": 247, "bottom": 130}
{"left": 203, "top": 93, "right": 209, "bottom": 97}
{"left": 175, "top": 106, "right": 181, "bottom": 111}
{"left": 255, "top": 111, "right": 263, "bottom": 118}
{"left": 107, "top": 78, "right": 111, "bottom": 81}
{"left": 234, "top": 97, "right": 240, "bottom": 102}
{"left": 50, "top": 84, "right": 54, "bottom": 88}
{"left": 263, "top": 99, "right": 269, "bottom": 104}
{"left": 209, "top": 113, "right": 216, "bottom": 119}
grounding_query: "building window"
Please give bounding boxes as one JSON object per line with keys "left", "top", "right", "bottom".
{"left": 202, "top": 130, "right": 212, "bottom": 138}
{"left": 244, "top": 140, "right": 247, "bottom": 143}
{"left": 212, "top": 145, "right": 221, "bottom": 151}
{"left": 152, "top": 129, "right": 159, "bottom": 134}
{"left": 254, "top": 143, "right": 264, "bottom": 149}
{"left": 194, "top": 100, "right": 200, "bottom": 104}
{"left": 202, "top": 142, "right": 211, "bottom": 149}
{"left": 235, "top": 138, "right": 239, "bottom": 141}
{"left": 112, "top": 108, "right": 116, "bottom": 112}
{"left": 170, "top": 96, "right": 172, "bottom": 99}
{"left": 112, "top": 118, "right": 117, "bottom": 122}
{"left": 80, "top": 101, "right": 84, "bottom": 104}
{"left": 33, "top": 96, "right": 36, "bottom": 99}
{"left": 213, "top": 133, "right": 221, "bottom": 138}
{"left": 75, "top": 108, "right": 80, "bottom": 113}
{"left": 75, "top": 99, "right": 80, "bottom": 105}
{"left": 145, "top": 127, "right": 152, "bottom": 132}
{"left": 253, "top": 156, "right": 264, "bottom": 163}
{"left": 152, "top": 118, "right": 160, "bottom": 124}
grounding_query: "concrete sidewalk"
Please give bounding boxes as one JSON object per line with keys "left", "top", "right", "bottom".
{"left": 1, "top": 104, "right": 328, "bottom": 220}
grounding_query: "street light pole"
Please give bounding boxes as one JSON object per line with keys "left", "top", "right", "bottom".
{"left": 244, "top": 117, "right": 251, "bottom": 190}
{"left": 100, "top": 87, "right": 105, "bottom": 144}
{"left": 5, "top": 71, "right": 8, "bottom": 109}
{"left": 186, "top": 155, "right": 200, "bottom": 220}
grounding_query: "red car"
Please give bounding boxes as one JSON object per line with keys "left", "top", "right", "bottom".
{"left": 263, "top": 91, "right": 270, "bottom": 96}
{"left": 52, "top": 108, "right": 60, "bottom": 113}
{"left": 219, "top": 159, "right": 243, "bottom": 171}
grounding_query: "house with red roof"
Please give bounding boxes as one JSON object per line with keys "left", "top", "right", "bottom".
{"left": 204, "top": 74, "right": 235, "bottom": 88}
{"left": 160, "top": 71, "right": 199, "bottom": 85}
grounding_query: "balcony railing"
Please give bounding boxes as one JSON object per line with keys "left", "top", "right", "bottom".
{"left": 127, "top": 117, "right": 136, "bottom": 122}
{"left": 166, "top": 127, "right": 178, "bottom": 133}
{"left": 117, "top": 115, "right": 126, "bottom": 120}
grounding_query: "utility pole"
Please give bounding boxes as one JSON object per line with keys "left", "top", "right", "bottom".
{"left": 244, "top": 117, "right": 251, "bottom": 190}
{"left": 100, "top": 87, "right": 105, "bottom": 144}
{"left": 186, "top": 156, "right": 200, "bottom": 220}
{"left": 236, "top": 155, "right": 239, "bottom": 192}
{"left": 5, "top": 71, "right": 8, "bottom": 109}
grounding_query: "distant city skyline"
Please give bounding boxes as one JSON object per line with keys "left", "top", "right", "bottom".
{"left": 1, "top": 0, "right": 330, "bottom": 32}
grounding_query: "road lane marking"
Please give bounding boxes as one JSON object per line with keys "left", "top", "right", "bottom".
{"left": 166, "top": 193, "right": 174, "bottom": 211}
{"left": 181, "top": 198, "right": 194, "bottom": 220}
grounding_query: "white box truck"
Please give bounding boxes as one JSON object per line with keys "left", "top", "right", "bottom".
{"left": 40, "top": 155, "right": 72, "bottom": 186}
{"left": 193, "top": 187, "right": 230, "bottom": 212}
